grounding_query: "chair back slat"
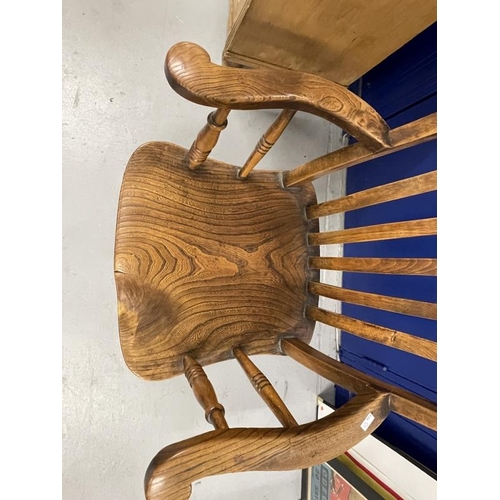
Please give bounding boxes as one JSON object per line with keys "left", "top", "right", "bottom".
{"left": 308, "top": 217, "right": 437, "bottom": 245}
{"left": 234, "top": 347, "right": 298, "bottom": 427}
{"left": 305, "top": 305, "right": 436, "bottom": 361}
{"left": 308, "top": 281, "right": 436, "bottom": 320}
{"left": 309, "top": 256, "right": 437, "bottom": 275}
{"left": 283, "top": 113, "right": 437, "bottom": 187}
{"left": 307, "top": 171, "right": 437, "bottom": 219}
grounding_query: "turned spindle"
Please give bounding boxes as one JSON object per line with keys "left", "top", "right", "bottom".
{"left": 183, "top": 354, "right": 229, "bottom": 429}
{"left": 233, "top": 347, "right": 297, "bottom": 427}
{"left": 238, "top": 109, "right": 296, "bottom": 179}
{"left": 187, "top": 108, "right": 230, "bottom": 170}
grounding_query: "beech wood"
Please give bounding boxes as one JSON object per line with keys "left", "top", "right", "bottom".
{"left": 234, "top": 347, "right": 298, "bottom": 427}
{"left": 282, "top": 338, "right": 437, "bottom": 430}
{"left": 187, "top": 108, "right": 230, "bottom": 169}
{"left": 184, "top": 354, "right": 229, "bottom": 430}
{"left": 308, "top": 281, "right": 437, "bottom": 320}
{"left": 308, "top": 218, "right": 437, "bottom": 245}
{"left": 307, "top": 171, "right": 437, "bottom": 219}
{"left": 306, "top": 305, "right": 437, "bottom": 361}
{"left": 284, "top": 113, "right": 437, "bottom": 186}
{"left": 308, "top": 257, "right": 437, "bottom": 276}
{"left": 239, "top": 109, "right": 296, "bottom": 178}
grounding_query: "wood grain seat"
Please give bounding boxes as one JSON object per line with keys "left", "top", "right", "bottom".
{"left": 115, "top": 141, "right": 319, "bottom": 380}
{"left": 114, "top": 42, "right": 437, "bottom": 500}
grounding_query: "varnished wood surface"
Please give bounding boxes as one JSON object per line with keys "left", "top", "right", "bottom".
{"left": 284, "top": 113, "right": 437, "bottom": 186}
{"left": 282, "top": 338, "right": 437, "bottom": 430}
{"left": 308, "top": 282, "right": 437, "bottom": 320}
{"left": 224, "top": 0, "right": 436, "bottom": 85}
{"left": 309, "top": 257, "right": 437, "bottom": 276}
{"left": 306, "top": 305, "right": 437, "bottom": 361}
{"left": 187, "top": 108, "right": 230, "bottom": 169}
{"left": 234, "top": 347, "right": 297, "bottom": 427}
{"left": 114, "top": 141, "right": 319, "bottom": 380}
{"left": 184, "top": 355, "right": 228, "bottom": 429}
{"left": 307, "top": 171, "right": 437, "bottom": 219}
{"left": 308, "top": 218, "right": 437, "bottom": 245}
{"left": 165, "top": 42, "right": 391, "bottom": 151}
{"left": 239, "top": 109, "right": 296, "bottom": 178}
{"left": 145, "top": 390, "right": 390, "bottom": 500}
{"left": 113, "top": 39, "right": 439, "bottom": 499}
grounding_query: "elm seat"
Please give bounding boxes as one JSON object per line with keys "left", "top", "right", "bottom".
{"left": 115, "top": 141, "right": 319, "bottom": 380}
{"left": 114, "top": 42, "right": 437, "bottom": 500}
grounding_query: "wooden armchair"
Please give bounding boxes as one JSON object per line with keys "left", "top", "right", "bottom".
{"left": 114, "top": 42, "right": 437, "bottom": 499}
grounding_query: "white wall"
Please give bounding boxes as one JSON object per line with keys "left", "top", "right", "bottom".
{"left": 62, "top": 1, "right": 343, "bottom": 498}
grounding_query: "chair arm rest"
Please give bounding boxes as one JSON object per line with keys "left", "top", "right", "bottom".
{"left": 165, "top": 42, "right": 391, "bottom": 151}
{"left": 145, "top": 389, "right": 390, "bottom": 499}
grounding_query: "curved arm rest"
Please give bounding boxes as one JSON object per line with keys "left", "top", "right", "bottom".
{"left": 145, "top": 390, "right": 390, "bottom": 500}
{"left": 165, "top": 42, "right": 391, "bottom": 151}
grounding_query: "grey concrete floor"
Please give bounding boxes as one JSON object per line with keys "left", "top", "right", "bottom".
{"left": 63, "top": 1, "right": 343, "bottom": 498}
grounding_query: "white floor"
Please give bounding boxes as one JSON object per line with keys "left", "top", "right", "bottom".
{"left": 62, "top": 1, "right": 344, "bottom": 498}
